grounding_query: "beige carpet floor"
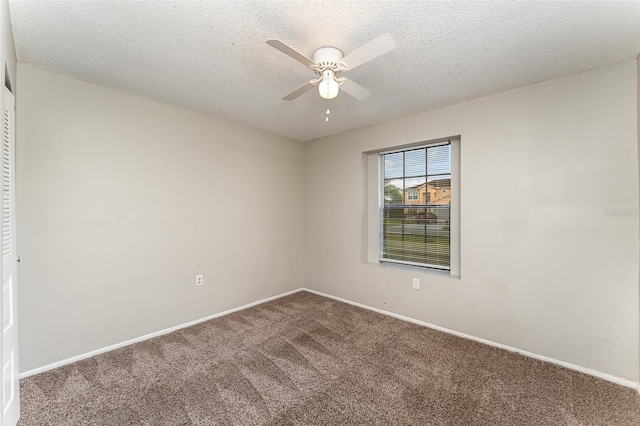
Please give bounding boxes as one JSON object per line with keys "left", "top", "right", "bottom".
{"left": 18, "top": 291, "right": 640, "bottom": 425}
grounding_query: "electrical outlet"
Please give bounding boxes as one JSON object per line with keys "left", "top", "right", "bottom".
{"left": 412, "top": 278, "right": 420, "bottom": 290}
{"left": 196, "top": 275, "right": 204, "bottom": 287}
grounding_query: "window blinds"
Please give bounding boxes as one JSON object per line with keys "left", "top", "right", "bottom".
{"left": 380, "top": 142, "right": 452, "bottom": 270}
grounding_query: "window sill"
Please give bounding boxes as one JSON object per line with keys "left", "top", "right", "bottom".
{"left": 371, "top": 260, "right": 460, "bottom": 279}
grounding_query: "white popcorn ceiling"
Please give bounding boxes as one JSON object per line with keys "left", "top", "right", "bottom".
{"left": 8, "top": 0, "right": 640, "bottom": 142}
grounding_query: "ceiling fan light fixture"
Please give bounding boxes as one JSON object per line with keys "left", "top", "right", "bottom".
{"left": 318, "top": 69, "right": 339, "bottom": 99}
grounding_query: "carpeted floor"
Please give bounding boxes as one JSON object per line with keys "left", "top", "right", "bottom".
{"left": 18, "top": 291, "right": 640, "bottom": 425}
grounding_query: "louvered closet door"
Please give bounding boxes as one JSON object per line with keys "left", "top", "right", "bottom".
{"left": 1, "top": 86, "right": 18, "bottom": 426}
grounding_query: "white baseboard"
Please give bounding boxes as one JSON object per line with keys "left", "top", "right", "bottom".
{"left": 21, "top": 286, "right": 639, "bottom": 391}
{"left": 19, "top": 288, "right": 304, "bottom": 379}
{"left": 301, "top": 288, "right": 639, "bottom": 390}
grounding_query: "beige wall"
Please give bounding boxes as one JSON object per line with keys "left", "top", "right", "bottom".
{"left": 304, "top": 60, "right": 639, "bottom": 382}
{"left": 13, "top": 56, "right": 640, "bottom": 384}
{"left": 16, "top": 64, "right": 305, "bottom": 372}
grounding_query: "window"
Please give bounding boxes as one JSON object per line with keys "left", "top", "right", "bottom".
{"left": 380, "top": 142, "right": 452, "bottom": 270}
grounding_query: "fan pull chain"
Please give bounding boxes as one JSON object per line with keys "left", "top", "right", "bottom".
{"left": 325, "top": 100, "right": 330, "bottom": 122}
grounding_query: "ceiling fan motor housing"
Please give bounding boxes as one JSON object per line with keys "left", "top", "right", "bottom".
{"left": 312, "top": 47, "right": 344, "bottom": 73}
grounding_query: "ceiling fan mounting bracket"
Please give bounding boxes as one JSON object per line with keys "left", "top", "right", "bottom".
{"left": 311, "top": 46, "right": 345, "bottom": 76}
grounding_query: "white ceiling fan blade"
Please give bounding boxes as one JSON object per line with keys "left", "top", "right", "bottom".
{"left": 266, "top": 39, "right": 316, "bottom": 67}
{"left": 340, "top": 33, "right": 395, "bottom": 71}
{"left": 340, "top": 78, "right": 371, "bottom": 101}
{"left": 282, "top": 81, "right": 315, "bottom": 101}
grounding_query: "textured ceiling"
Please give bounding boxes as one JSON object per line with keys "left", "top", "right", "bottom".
{"left": 8, "top": 0, "right": 640, "bottom": 142}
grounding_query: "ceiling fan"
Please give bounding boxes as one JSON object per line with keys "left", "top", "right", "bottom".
{"left": 266, "top": 34, "right": 395, "bottom": 101}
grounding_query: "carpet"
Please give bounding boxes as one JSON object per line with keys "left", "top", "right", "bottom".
{"left": 18, "top": 291, "right": 640, "bottom": 425}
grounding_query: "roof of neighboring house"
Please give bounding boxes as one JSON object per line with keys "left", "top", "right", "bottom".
{"left": 430, "top": 193, "right": 451, "bottom": 205}
{"left": 404, "top": 178, "right": 451, "bottom": 190}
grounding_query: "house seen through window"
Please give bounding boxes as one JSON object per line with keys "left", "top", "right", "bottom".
{"left": 380, "top": 142, "right": 452, "bottom": 270}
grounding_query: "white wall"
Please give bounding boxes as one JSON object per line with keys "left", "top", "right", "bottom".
{"left": 1, "top": 0, "right": 15, "bottom": 92}
{"left": 637, "top": 54, "right": 640, "bottom": 390}
{"left": 16, "top": 64, "right": 305, "bottom": 372}
{"left": 304, "top": 60, "right": 639, "bottom": 382}
{"left": 0, "top": 0, "right": 18, "bottom": 420}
